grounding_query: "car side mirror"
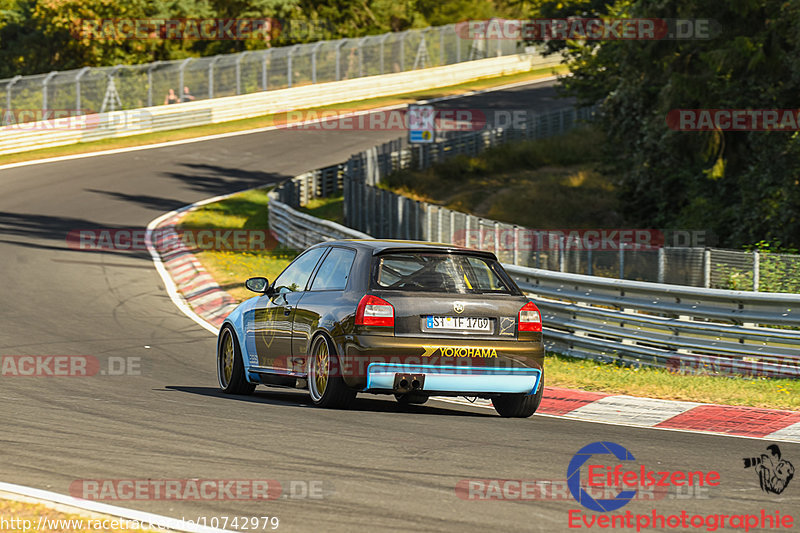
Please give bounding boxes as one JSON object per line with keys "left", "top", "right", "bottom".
{"left": 245, "top": 277, "right": 269, "bottom": 293}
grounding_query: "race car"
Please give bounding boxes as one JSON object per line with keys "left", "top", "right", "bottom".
{"left": 216, "top": 240, "right": 544, "bottom": 417}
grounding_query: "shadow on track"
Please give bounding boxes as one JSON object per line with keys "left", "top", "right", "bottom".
{"left": 164, "top": 385, "right": 494, "bottom": 417}
{"left": 164, "top": 164, "right": 289, "bottom": 196}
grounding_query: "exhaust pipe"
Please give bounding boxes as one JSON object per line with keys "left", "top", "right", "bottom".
{"left": 394, "top": 373, "right": 425, "bottom": 393}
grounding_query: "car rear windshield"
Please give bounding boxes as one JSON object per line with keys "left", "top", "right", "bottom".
{"left": 373, "top": 252, "right": 515, "bottom": 293}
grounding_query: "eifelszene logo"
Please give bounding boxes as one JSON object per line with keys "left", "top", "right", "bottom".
{"left": 743, "top": 444, "right": 795, "bottom": 495}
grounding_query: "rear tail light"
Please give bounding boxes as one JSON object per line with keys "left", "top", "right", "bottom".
{"left": 356, "top": 295, "right": 395, "bottom": 327}
{"left": 518, "top": 301, "right": 542, "bottom": 332}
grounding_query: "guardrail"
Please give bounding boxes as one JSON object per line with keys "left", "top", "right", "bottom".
{"left": 268, "top": 195, "right": 370, "bottom": 250}
{"left": 0, "top": 53, "right": 558, "bottom": 156}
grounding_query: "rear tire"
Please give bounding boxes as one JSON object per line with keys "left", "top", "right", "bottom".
{"left": 492, "top": 375, "right": 544, "bottom": 418}
{"left": 217, "top": 326, "right": 255, "bottom": 395}
{"left": 395, "top": 393, "right": 428, "bottom": 405}
{"left": 308, "top": 335, "right": 356, "bottom": 409}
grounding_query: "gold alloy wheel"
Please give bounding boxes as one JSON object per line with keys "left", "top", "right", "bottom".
{"left": 220, "top": 330, "right": 234, "bottom": 387}
{"left": 309, "top": 339, "right": 330, "bottom": 402}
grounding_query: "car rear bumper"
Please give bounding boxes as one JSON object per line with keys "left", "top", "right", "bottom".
{"left": 364, "top": 363, "right": 542, "bottom": 396}
{"left": 341, "top": 333, "right": 543, "bottom": 392}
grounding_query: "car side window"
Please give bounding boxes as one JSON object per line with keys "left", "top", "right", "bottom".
{"left": 272, "top": 247, "right": 326, "bottom": 294}
{"left": 310, "top": 248, "right": 356, "bottom": 291}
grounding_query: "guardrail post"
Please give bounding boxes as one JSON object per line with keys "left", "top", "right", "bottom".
{"left": 560, "top": 236, "right": 567, "bottom": 273}
{"left": 703, "top": 248, "right": 711, "bottom": 288}
{"left": 437, "top": 208, "right": 443, "bottom": 242}
{"left": 618, "top": 242, "right": 625, "bottom": 279}
{"left": 753, "top": 251, "right": 760, "bottom": 292}
{"left": 451, "top": 210, "right": 457, "bottom": 244}
{"left": 658, "top": 247, "right": 666, "bottom": 283}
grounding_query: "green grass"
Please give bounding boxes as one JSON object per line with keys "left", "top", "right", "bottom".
{"left": 178, "top": 187, "right": 298, "bottom": 302}
{"left": 381, "top": 125, "right": 622, "bottom": 228}
{"left": 546, "top": 353, "right": 799, "bottom": 410}
{"left": 299, "top": 194, "right": 345, "bottom": 224}
{"left": 0, "top": 65, "right": 567, "bottom": 167}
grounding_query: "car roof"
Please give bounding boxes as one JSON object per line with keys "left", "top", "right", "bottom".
{"left": 312, "top": 239, "right": 498, "bottom": 260}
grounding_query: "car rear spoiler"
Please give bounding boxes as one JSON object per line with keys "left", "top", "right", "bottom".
{"left": 372, "top": 246, "right": 498, "bottom": 261}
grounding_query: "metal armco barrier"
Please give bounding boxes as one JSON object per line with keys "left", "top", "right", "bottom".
{"left": 505, "top": 265, "right": 800, "bottom": 378}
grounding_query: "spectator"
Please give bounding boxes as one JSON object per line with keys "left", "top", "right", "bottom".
{"left": 164, "top": 88, "right": 179, "bottom": 105}
{"left": 182, "top": 86, "right": 195, "bottom": 102}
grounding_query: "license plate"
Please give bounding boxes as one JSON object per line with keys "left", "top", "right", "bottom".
{"left": 426, "top": 316, "right": 491, "bottom": 332}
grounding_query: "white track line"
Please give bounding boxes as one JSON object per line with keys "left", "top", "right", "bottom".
{"left": 0, "top": 76, "right": 558, "bottom": 172}
{"left": 0, "top": 482, "right": 234, "bottom": 533}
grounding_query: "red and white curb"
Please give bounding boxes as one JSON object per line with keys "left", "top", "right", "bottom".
{"left": 437, "top": 389, "right": 800, "bottom": 443}
{"left": 0, "top": 482, "right": 233, "bottom": 533}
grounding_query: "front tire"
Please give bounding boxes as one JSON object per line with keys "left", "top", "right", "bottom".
{"left": 308, "top": 335, "right": 356, "bottom": 409}
{"left": 217, "top": 326, "right": 255, "bottom": 395}
{"left": 492, "top": 375, "right": 544, "bottom": 418}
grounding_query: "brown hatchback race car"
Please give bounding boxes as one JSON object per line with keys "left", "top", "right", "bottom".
{"left": 217, "top": 240, "right": 544, "bottom": 417}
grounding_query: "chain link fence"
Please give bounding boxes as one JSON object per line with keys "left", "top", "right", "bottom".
{"left": 0, "top": 23, "right": 529, "bottom": 120}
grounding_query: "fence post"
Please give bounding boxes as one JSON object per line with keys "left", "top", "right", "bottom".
{"left": 335, "top": 40, "right": 346, "bottom": 81}
{"left": 494, "top": 221, "right": 500, "bottom": 256}
{"left": 261, "top": 50, "right": 270, "bottom": 90}
{"left": 753, "top": 251, "right": 760, "bottom": 292}
{"left": 147, "top": 62, "right": 161, "bottom": 105}
{"left": 658, "top": 247, "right": 666, "bottom": 284}
{"left": 6, "top": 75, "right": 21, "bottom": 117}
{"left": 400, "top": 32, "right": 407, "bottom": 71}
{"left": 288, "top": 45, "right": 299, "bottom": 88}
{"left": 437, "top": 208, "right": 443, "bottom": 242}
{"left": 311, "top": 42, "right": 323, "bottom": 83}
{"left": 41, "top": 71, "right": 57, "bottom": 112}
{"left": 618, "top": 242, "right": 625, "bottom": 279}
{"left": 513, "top": 225, "right": 520, "bottom": 265}
{"left": 427, "top": 204, "right": 433, "bottom": 241}
{"left": 379, "top": 33, "right": 390, "bottom": 74}
{"left": 235, "top": 52, "right": 249, "bottom": 95}
{"left": 560, "top": 236, "right": 567, "bottom": 273}
{"left": 703, "top": 249, "right": 711, "bottom": 288}
{"left": 587, "top": 240, "right": 593, "bottom": 276}
{"left": 178, "top": 58, "right": 191, "bottom": 98}
{"left": 450, "top": 210, "right": 456, "bottom": 244}
{"left": 75, "top": 67, "right": 90, "bottom": 113}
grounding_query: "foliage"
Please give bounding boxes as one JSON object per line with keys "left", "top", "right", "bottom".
{"left": 0, "top": 0, "right": 523, "bottom": 76}
{"left": 534, "top": 0, "right": 800, "bottom": 249}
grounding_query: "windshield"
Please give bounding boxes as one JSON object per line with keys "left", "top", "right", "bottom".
{"left": 373, "top": 253, "right": 515, "bottom": 293}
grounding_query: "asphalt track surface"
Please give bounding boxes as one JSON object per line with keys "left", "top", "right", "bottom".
{"left": 1, "top": 80, "right": 798, "bottom": 532}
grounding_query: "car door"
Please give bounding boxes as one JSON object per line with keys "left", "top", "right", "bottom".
{"left": 290, "top": 246, "right": 358, "bottom": 362}
{"left": 253, "top": 247, "right": 327, "bottom": 371}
